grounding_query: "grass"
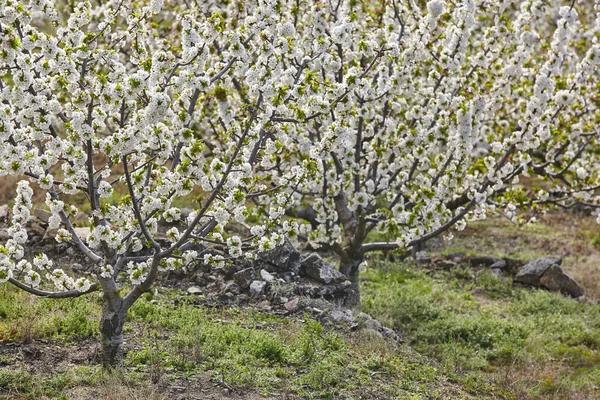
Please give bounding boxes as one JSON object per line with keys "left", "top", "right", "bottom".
{"left": 0, "top": 367, "right": 154, "bottom": 400}
{"left": 124, "top": 294, "right": 464, "bottom": 399}
{"left": 362, "top": 261, "right": 600, "bottom": 400}
{"left": 0, "top": 212, "right": 598, "bottom": 399}
{"left": 431, "top": 213, "right": 600, "bottom": 298}
{"left": 0, "top": 284, "right": 99, "bottom": 343}
{"left": 0, "top": 284, "right": 472, "bottom": 399}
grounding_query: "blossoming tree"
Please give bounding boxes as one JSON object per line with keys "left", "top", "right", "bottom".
{"left": 0, "top": 0, "right": 307, "bottom": 366}
{"left": 274, "top": 0, "right": 600, "bottom": 301}
{"left": 1, "top": 0, "right": 599, "bottom": 365}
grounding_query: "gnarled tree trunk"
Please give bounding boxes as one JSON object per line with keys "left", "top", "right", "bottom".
{"left": 340, "top": 258, "right": 362, "bottom": 308}
{"left": 100, "top": 297, "right": 126, "bottom": 368}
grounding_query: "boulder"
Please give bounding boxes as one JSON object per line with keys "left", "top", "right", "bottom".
{"left": 249, "top": 280, "right": 267, "bottom": 297}
{"left": 300, "top": 253, "right": 346, "bottom": 284}
{"left": 514, "top": 257, "right": 562, "bottom": 286}
{"left": 233, "top": 267, "right": 255, "bottom": 290}
{"left": 255, "top": 237, "right": 300, "bottom": 273}
{"left": 539, "top": 264, "right": 584, "bottom": 298}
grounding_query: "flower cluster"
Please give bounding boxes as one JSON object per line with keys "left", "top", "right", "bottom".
{"left": 0, "top": 0, "right": 597, "bottom": 302}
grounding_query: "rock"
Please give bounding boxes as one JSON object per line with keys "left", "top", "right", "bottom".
{"left": 71, "top": 263, "right": 84, "bottom": 272}
{"left": 515, "top": 257, "right": 562, "bottom": 286}
{"left": 187, "top": 286, "right": 203, "bottom": 295}
{"left": 33, "top": 208, "right": 52, "bottom": 224}
{"left": 323, "top": 309, "right": 354, "bottom": 325}
{"left": 363, "top": 317, "right": 382, "bottom": 331}
{"left": 233, "top": 267, "right": 255, "bottom": 290}
{"left": 260, "top": 269, "right": 275, "bottom": 282}
{"left": 0, "top": 229, "right": 9, "bottom": 241}
{"left": 29, "top": 222, "right": 45, "bottom": 237}
{"left": 539, "top": 264, "right": 584, "bottom": 298}
{"left": 275, "top": 296, "right": 288, "bottom": 304}
{"left": 490, "top": 259, "right": 507, "bottom": 270}
{"left": 249, "top": 280, "right": 267, "bottom": 296}
{"left": 255, "top": 237, "right": 301, "bottom": 273}
{"left": 258, "top": 300, "right": 272, "bottom": 311}
{"left": 447, "top": 252, "right": 467, "bottom": 263}
{"left": 224, "top": 281, "right": 240, "bottom": 295}
{"left": 415, "top": 251, "right": 431, "bottom": 265}
{"left": 490, "top": 268, "right": 504, "bottom": 279}
{"left": 467, "top": 255, "right": 498, "bottom": 267}
{"left": 301, "top": 253, "right": 346, "bottom": 284}
{"left": 433, "top": 258, "right": 456, "bottom": 270}
{"left": 381, "top": 326, "right": 403, "bottom": 343}
{"left": 218, "top": 292, "right": 234, "bottom": 304}
{"left": 73, "top": 227, "right": 92, "bottom": 240}
{"left": 361, "top": 328, "right": 384, "bottom": 340}
{"left": 0, "top": 205, "right": 8, "bottom": 221}
{"left": 284, "top": 297, "right": 299, "bottom": 312}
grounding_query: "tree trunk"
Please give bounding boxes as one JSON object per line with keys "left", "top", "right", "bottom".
{"left": 340, "top": 258, "right": 362, "bottom": 308}
{"left": 100, "top": 298, "right": 126, "bottom": 369}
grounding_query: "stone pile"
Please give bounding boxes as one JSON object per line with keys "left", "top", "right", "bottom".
{"left": 184, "top": 238, "right": 402, "bottom": 343}
{"left": 414, "top": 251, "right": 585, "bottom": 299}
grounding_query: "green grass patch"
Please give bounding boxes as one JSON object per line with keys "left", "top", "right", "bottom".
{"left": 362, "top": 261, "right": 600, "bottom": 399}
{"left": 0, "top": 284, "right": 100, "bottom": 342}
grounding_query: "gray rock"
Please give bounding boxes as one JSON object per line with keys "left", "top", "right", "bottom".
{"left": 0, "top": 205, "right": 9, "bottom": 221}
{"left": 260, "top": 269, "right": 275, "bottom": 282}
{"left": 434, "top": 259, "right": 456, "bottom": 269}
{"left": 187, "top": 286, "right": 203, "bottom": 295}
{"left": 301, "top": 253, "right": 346, "bottom": 284}
{"left": 33, "top": 208, "right": 51, "bottom": 223}
{"left": 73, "top": 227, "right": 92, "bottom": 240}
{"left": 490, "top": 259, "right": 507, "bottom": 270}
{"left": 71, "top": 263, "right": 84, "bottom": 272}
{"left": 255, "top": 237, "right": 301, "bottom": 273}
{"left": 515, "top": 257, "right": 562, "bottom": 286}
{"left": 467, "top": 255, "right": 498, "bottom": 267}
{"left": 249, "top": 280, "right": 267, "bottom": 296}
{"left": 361, "top": 328, "right": 384, "bottom": 340}
{"left": 323, "top": 309, "right": 354, "bottom": 325}
{"left": 233, "top": 267, "right": 255, "bottom": 290}
{"left": 284, "top": 297, "right": 299, "bottom": 312}
{"left": 257, "top": 300, "right": 272, "bottom": 311}
{"left": 363, "top": 317, "right": 382, "bottom": 331}
{"left": 224, "top": 281, "right": 240, "bottom": 295}
{"left": 380, "top": 326, "right": 403, "bottom": 343}
{"left": 490, "top": 268, "right": 504, "bottom": 279}
{"left": 539, "top": 264, "right": 584, "bottom": 298}
{"left": 415, "top": 251, "right": 431, "bottom": 265}
{"left": 0, "top": 229, "right": 9, "bottom": 241}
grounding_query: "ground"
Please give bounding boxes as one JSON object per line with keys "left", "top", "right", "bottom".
{"left": 0, "top": 210, "right": 599, "bottom": 399}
